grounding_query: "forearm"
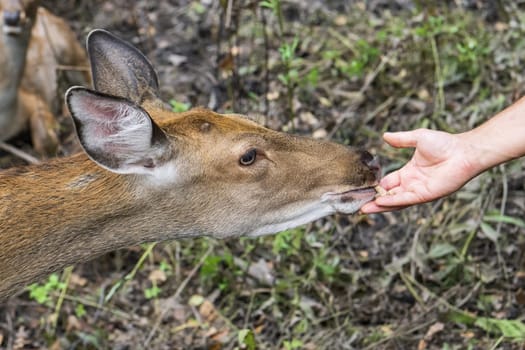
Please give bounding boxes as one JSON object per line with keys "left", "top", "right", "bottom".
{"left": 461, "top": 95, "right": 525, "bottom": 175}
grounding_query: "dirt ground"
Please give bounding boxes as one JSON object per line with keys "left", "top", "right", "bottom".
{"left": 1, "top": 0, "right": 525, "bottom": 349}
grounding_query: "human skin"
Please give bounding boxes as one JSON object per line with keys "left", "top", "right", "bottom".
{"left": 361, "top": 95, "right": 525, "bottom": 213}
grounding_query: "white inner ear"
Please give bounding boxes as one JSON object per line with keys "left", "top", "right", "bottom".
{"left": 85, "top": 102, "right": 152, "bottom": 155}
{"left": 70, "top": 93, "right": 161, "bottom": 174}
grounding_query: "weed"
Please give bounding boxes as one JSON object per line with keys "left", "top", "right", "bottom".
{"left": 272, "top": 228, "right": 303, "bottom": 256}
{"left": 283, "top": 339, "right": 303, "bottom": 350}
{"left": 27, "top": 273, "right": 65, "bottom": 305}
{"left": 199, "top": 251, "right": 236, "bottom": 291}
{"left": 260, "top": 0, "right": 283, "bottom": 34}
{"left": 144, "top": 284, "right": 162, "bottom": 299}
{"left": 237, "top": 328, "right": 257, "bottom": 350}
{"left": 277, "top": 37, "right": 301, "bottom": 123}
{"left": 170, "top": 99, "right": 191, "bottom": 113}
{"left": 75, "top": 304, "right": 87, "bottom": 318}
{"left": 337, "top": 39, "right": 380, "bottom": 78}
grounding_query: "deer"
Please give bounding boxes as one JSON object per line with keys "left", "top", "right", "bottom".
{"left": 0, "top": 29, "right": 381, "bottom": 301}
{"left": 0, "top": 0, "right": 90, "bottom": 156}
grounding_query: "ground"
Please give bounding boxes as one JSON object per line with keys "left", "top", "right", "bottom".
{"left": 1, "top": 1, "right": 524, "bottom": 349}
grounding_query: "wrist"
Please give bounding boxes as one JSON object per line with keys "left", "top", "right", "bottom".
{"left": 459, "top": 124, "right": 516, "bottom": 176}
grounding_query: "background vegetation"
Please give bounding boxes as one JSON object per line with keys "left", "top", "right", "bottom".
{"left": 1, "top": 0, "right": 524, "bottom": 349}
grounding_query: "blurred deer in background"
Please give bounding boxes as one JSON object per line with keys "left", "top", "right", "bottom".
{"left": 0, "top": 0, "right": 90, "bottom": 155}
{"left": 0, "top": 29, "right": 381, "bottom": 301}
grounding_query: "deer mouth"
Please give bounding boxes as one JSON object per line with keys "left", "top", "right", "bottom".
{"left": 321, "top": 186, "right": 377, "bottom": 214}
{"left": 336, "top": 186, "right": 377, "bottom": 202}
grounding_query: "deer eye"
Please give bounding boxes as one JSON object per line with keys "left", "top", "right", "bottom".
{"left": 239, "top": 148, "right": 257, "bottom": 166}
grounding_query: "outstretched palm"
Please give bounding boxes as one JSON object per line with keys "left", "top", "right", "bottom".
{"left": 362, "top": 129, "right": 476, "bottom": 213}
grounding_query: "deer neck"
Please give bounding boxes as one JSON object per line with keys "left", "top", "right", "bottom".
{"left": 0, "top": 154, "right": 183, "bottom": 300}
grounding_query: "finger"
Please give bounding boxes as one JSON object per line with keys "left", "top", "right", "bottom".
{"left": 374, "top": 189, "right": 421, "bottom": 207}
{"left": 359, "top": 201, "right": 381, "bottom": 213}
{"left": 379, "top": 171, "right": 401, "bottom": 190}
{"left": 383, "top": 130, "right": 424, "bottom": 149}
{"left": 360, "top": 201, "right": 407, "bottom": 214}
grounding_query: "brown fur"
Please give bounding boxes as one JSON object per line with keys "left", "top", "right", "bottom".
{"left": 0, "top": 106, "right": 377, "bottom": 300}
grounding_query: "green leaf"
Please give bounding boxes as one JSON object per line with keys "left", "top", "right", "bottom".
{"left": 238, "top": 329, "right": 256, "bottom": 350}
{"left": 278, "top": 73, "right": 289, "bottom": 85}
{"left": 284, "top": 339, "right": 303, "bottom": 350}
{"left": 169, "top": 99, "right": 191, "bottom": 113}
{"left": 159, "top": 260, "right": 172, "bottom": 273}
{"left": 144, "top": 285, "right": 161, "bottom": 299}
{"left": 428, "top": 243, "right": 457, "bottom": 259}
{"left": 75, "top": 303, "right": 87, "bottom": 318}
{"left": 475, "top": 318, "right": 525, "bottom": 339}
{"left": 480, "top": 222, "right": 499, "bottom": 242}
{"left": 448, "top": 309, "right": 525, "bottom": 340}
{"left": 483, "top": 214, "right": 525, "bottom": 228}
{"left": 446, "top": 310, "right": 476, "bottom": 326}
{"left": 28, "top": 284, "right": 49, "bottom": 304}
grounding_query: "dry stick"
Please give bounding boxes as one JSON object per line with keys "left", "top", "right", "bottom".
{"left": 55, "top": 64, "right": 90, "bottom": 73}
{"left": 260, "top": 7, "right": 270, "bottom": 116}
{"left": 53, "top": 293, "right": 132, "bottom": 320}
{"left": 143, "top": 244, "right": 215, "bottom": 346}
{"left": 0, "top": 142, "right": 40, "bottom": 165}
{"left": 495, "top": 164, "right": 510, "bottom": 283}
{"left": 225, "top": 0, "right": 233, "bottom": 29}
{"left": 49, "top": 266, "right": 73, "bottom": 335}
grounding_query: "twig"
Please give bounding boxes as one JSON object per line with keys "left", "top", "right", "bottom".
{"left": 55, "top": 64, "right": 90, "bottom": 73}
{"left": 52, "top": 293, "right": 132, "bottom": 320}
{"left": 430, "top": 36, "right": 445, "bottom": 120}
{"left": 360, "top": 54, "right": 389, "bottom": 94}
{"left": 496, "top": 164, "right": 509, "bottom": 282}
{"left": 225, "top": 0, "right": 233, "bottom": 28}
{"left": 50, "top": 266, "right": 73, "bottom": 334}
{"left": 260, "top": 7, "right": 270, "bottom": 116}
{"left": 0, "top": 142, "right": 40, "bottom": 165}
{"left": 104, "top": 243, "right": 157, "bottom": 303}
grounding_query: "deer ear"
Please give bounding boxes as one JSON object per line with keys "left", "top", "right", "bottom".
{"left": 66, "top": 87, "right": 172, "bottom": 175}
{"left": 86, "top": 29, "right": 162, "bottom": 106}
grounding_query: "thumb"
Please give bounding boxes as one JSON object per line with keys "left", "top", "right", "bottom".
{"left": 383, "top": 130, "right": 425, "bottom": 149}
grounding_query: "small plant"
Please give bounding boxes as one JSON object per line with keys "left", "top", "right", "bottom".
{"left": 283, "top": 339, "right": 303, "bottom": 350}
{"left": 200, "top": 251, "right": 235, "bottom": 291}
{"left": 277, "top": 37, "right": 301, "bottom": 123}
{"left": 144, "top": 284, "right": 162, "bottom": 299}
{"left": 170, "top": 99, "right": 191, "bottom": 113}
{"left": 260, "top": 0, "right": 284, "bottom": 34}
{"left": 272, "top": 228, "right": 303, "bottom": 256}
{"left": 312, "top": 253, "right": 340, "bottom": 281}
{"left": 336, "top": 39, "right": 379, "bottom": 78}
{"left": 455, "top": 36, "right": 489, "bottom": 77}
{"left": 75, "top": 303, "right": 87, "bottom": 318}
{"left": 27, "top": 273, "right": 66, "bottom": 305}
{"left": 237, "top": 328, "right": 257, "bottom": 350}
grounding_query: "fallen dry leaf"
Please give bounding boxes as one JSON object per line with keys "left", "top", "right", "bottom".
{"left": 424, "top": 322, "right": 445, "bottom": 340}
{"left": 148, "top": 269, "right": 167, "bottom": 284}
{"left": 199, "top": 299, "right": 218, "bottom": 322}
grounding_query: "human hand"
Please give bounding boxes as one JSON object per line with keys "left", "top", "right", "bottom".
{"left": 361, "top": 129, "right": 478, "bottom": 213}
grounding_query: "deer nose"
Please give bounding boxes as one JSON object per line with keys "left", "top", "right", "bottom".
{"left": 3, "top": 11, "right": 21, "bottom": 26}
{"left": 359, "top": 150, "right": 381, "bottom": 178}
